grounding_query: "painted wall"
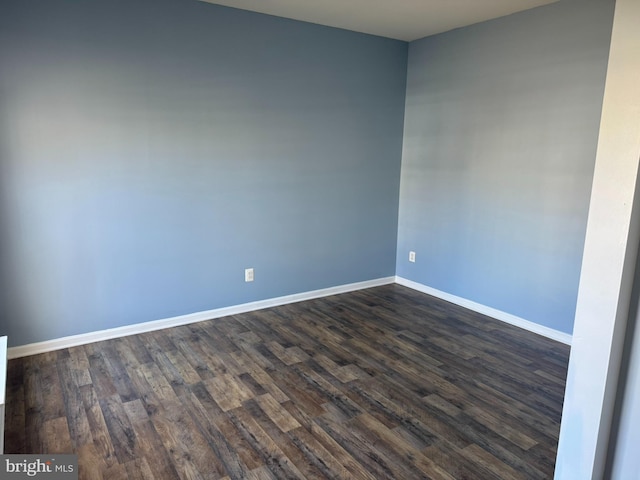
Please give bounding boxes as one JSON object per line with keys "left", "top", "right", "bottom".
{"left": 397, "top": 0, "right": 614, "bottom": 334}
{"left": 0, "top": 0, "right": 408, "bottom": 347}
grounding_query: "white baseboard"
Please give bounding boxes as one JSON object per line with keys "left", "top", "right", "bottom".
{"left": 7, "top": 274, "right": 571, "bottom": 358}
{"left": 7, "top": 276, "right": 396, "bottom": 359}
{"left": 395, "top": 276, "right": 572, "bottom": 345}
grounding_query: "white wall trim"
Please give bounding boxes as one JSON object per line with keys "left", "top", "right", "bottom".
{"left": 395, "top": 276, "right": 572, "bottom": 345}
{"left": 7, "top": 274, "right": 572, "bottom": 359}
{"left": 7, "top": 276, "right": 395, "bottom": 359}
{"left": 0, "top": 336, "right": 7, "bottom": 454}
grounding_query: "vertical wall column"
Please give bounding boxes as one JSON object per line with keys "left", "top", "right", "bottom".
{"left": 0, "top": 336, "right": 6, "bottom": 454}
{"left": 555, "top": 0, "right": 640, "bottom": 478}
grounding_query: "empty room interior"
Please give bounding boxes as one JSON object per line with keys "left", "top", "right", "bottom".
{"left": 1, "top": 0, "right": 640, "bottom": 478}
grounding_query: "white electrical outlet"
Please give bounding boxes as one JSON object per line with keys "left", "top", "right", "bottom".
{"left": 245, "top": 268, "right": 254, "bottom": 282}
{"left": 409, "top": 251, "right": 416, "bottom": 263}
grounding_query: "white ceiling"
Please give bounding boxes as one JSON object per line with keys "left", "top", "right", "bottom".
{"left": 199, "top": 0, "right": 560, "bottom": 41}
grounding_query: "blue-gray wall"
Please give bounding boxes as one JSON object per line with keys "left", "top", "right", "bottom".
{"left": 396, "top": 0, "right": 614, "bottom": 334}
{"left": 0, "top": 0, "right": 618, "bottom": 348}
{"left": 0, "top": 0, "right": 408, "bottom": 347}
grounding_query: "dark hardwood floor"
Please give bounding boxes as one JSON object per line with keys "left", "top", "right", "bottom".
{"left": 4, "top": 284, "right": 570, "bottom": 479}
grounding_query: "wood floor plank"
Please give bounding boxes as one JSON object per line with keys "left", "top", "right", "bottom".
{"left": 57, "top": 360, "right": 93, "bottom": 449}
{"left": 354, "top": 412, "right": 456, "bottom": 480}
{"left": 254, "top": 393, "right": 301, "bottom": 432}
{"left": 282, "top": 401, "right": 378, "bottom": 480}
{"left": 101, "top": 342, "right": 139, "bottom": 403}
{"left": 241, "top": 398, "right": 329, "bottom": 479}
{"left": 4, "top": 284, "right": 569, "bottom": 479}
{"left": 228, "top": 406, "right": 307, "bottom": 480}
{"left": 122, "top": 400, "right": 181, "bottom": 480}
{"left": 66, "top": 346, "right": 92, "bottom": 387}
{"left": 41, "top": 416, "right": 73, "bottom": 454}
{"left": 190, "top": 382, "right": 264, "bottom": 472}
{"left": 84, "top": 345, "right": 118, "bottom": 400}
{"left": 123, "top": 457, "right": 155, "bottom": 480}
{"left": 461, "top": 443, "right": 527, "bottom": 480}
{"left": 181, "top": 391, "right": 251, "bottom": 479}
{"left": 150, "top": 400, "right": 228, "bottom": 480}
{"left": 464, "top": 405, "right": 538, "bottom": 451}
{"left": 77, "top": 443, "right": 109, "bottom": 480}
{"left": 205, "top": 374, "right": 254, "bottom": 412}
{"left": 98, "top": 394, "right": 137, "bottom": 464}
{"left": 314, "top": 408, "right": 407, "bottom": 479}
{"left": 79, "top": 385, "right": 119, "bottom": 468}
{"left": 286, "top": 425, "right": 359, "bottom": 480}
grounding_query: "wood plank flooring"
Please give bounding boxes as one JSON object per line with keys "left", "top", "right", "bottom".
{"left": 4, "top": 284, "right": 570, "bottom": 479}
